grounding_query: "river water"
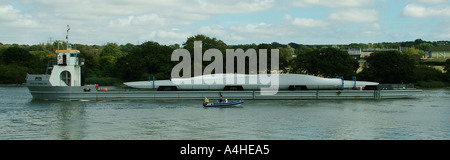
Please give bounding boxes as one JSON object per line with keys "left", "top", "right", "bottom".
{"left": 0, "top": 86, "right": 448, "bottom": 140}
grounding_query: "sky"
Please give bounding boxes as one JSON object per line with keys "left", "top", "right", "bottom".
{"left": 0, "top": 0, "right": 449, "bottom": 46}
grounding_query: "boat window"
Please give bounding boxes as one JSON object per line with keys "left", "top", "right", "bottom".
{"left": 62, "top": 54, "right": 67, "bottom": 65}
{"left": 363, "top": 85, "right": 379, "bottom": 90}
{"left": 35, "top": 77, "right": 42, "bottom": 81}
{"left": 157, "top": 86, "right": 178, "bottom": 91}
{"left": 223, "top": 86, "right": 244, "bottom": 91}
{"left": 60, "top": 71, "right": 72, "bottom": 86}
{"left": 288, "top": 85, "right": 308, "bottom": 90}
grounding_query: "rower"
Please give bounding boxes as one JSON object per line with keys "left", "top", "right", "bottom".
{"left": 219, "top": 94, "right": 224, "bottom": 102}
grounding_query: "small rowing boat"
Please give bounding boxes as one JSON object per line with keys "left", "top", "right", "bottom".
{"left": 203, "top": 98, "right": 244, "bottom": 107}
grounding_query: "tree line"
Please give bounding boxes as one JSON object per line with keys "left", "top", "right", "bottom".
{"left": 0, "top": 36, "right": 449, "bottom": 87}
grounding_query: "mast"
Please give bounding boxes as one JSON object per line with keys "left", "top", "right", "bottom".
{"left": 66, "top": 25, "right": 70, "bottom": 50}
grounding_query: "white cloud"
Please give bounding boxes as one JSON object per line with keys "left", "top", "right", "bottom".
{"left": 290, "top": 0, "right": 377, "bottom": 8}
{"left": 231, "top": 23, "right": 271, "bottom": 34}
{"left": 0, "top": 0, "right": 278, "bottom": 45}
{"left": 199, "top": 25, "right": 227, "bottom": 37}
{"left": 145, "top": 29, "right": 192, "bottom": 44}
{"left": 429, "top": 20, "right": 450, "bottom": 40}
{"left": 329, "top": 9, "right": 379, "bottom": 23}
{"left": 0, "top": 4, "right": 42, "bottom": 44}
{"left": 227, "top": 23, "right": 294, "bottom": 43}
{"left": 0, "top": 5, "right": 39, "bottom": 27}
{"left": 155, "top": 30, "right": 187, "bottom": 39}
{"left": 410, "top": 0, "right": 450, "bottom": 4}
{"left": 108, "top": 14, "right": 167, "bottom": 27}
{"left": 361, "top": 23, "right": 383, "bottom": 37}
{"left": 392, "top": 33, "right": 406, "bottom": 39}
{"left": 402, "top": 3, "right": 450, "bottom": 18}
{"left": 284, "top": 14, "right": 329, "bottom": 28}
{"left": 198, "top": 24, "right": 252, "bottom": 43}
{"left": 1, "top": 0, "right": 448, "bottom": 45}
{"left": 291, "top": 18, "right": 329, "bottom": 28}
{"left": 190, "top": 0, "right": 275, "bottom": 14}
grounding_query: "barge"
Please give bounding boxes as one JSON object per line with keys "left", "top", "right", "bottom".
{"left": 26, "top": 48, "right": 422, "bottom": 101}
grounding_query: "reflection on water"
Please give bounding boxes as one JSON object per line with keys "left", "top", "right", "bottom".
{"left": 0, "top": 87, "right": 449, "bottom": 140}
{"left": 9, "top": 100, "right": 88, "bottom": 140}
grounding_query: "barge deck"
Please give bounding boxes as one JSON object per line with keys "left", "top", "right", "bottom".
{"left": 28, "top": 86, "right": 422, "bottom": 101}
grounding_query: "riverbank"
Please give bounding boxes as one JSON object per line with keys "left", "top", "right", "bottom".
{"left": 415, "top": 81, "right": 450, "bottom": 88}
{"left": 0, "top": 84, "right": 25, "bottom": 86}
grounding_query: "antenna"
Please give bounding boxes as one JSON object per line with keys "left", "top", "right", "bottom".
{"left": 66, "top": 25, "right": 70, "bottom": 49}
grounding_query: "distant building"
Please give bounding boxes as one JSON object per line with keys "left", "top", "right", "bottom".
{"left": 422, "top": 51, "right": 431, "bottom": 59}
{"left": 399, "top": 47, "right": 409, "bottom": 52}
{"left": 345, "top": 48, "right": 362, "bottom": 60}
{"left": 430, "top": 45, "right": 450, "bottom": 59}
{"left": 344, "top": 47, "right": 408, "bottom": 59}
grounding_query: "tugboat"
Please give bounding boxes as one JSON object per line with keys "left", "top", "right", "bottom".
{"left": 26, "top": 26, "right": 96, "bottom": 100}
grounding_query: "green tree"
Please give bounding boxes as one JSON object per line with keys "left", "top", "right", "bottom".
{"left": 0, "top": 46, "right": 41, "bottom": 83}
{"left": 78, "top": 44, "right": 101, "bottom": 77}
{"left": 417, "top": 42, "right": 434, "bottom": 52}
{"left": 183, "top": 34, "right": 227, "bottom": 75}
{"left": 99, "top": 55, "right": 117, "bottom": 77}
{"left": 116, "top": 41, "right": 175, "bottom": 81}
{"left": 115, "top": 53, "right": 146, "bottom": 81}
{"left": 374, "top": 43, "right": 385, "bottom": 49}
{"left": 1, "top": 46, "right": 33, "bottom": 66}
{"left": 183, "top": 34, "right": 227, "bottom": 54}
{"left": 414, "top": 39, "right": 425, "bottom": 46}
{"left": 358, "top": 51, "right": 416, "bottom": 83}
{"left": 277, "top": 46, "right": 294, "bottom": 73}
{"left": 0, "top": 64, "right": 28, "bottom": 84}
{"left": 401, "top": 47, "right": 423, "bottom": 61}
{"left": 413, "top": 66, "right": 445, "bottom": 82}
{"left": 100, "top": 43, "right": 126, "bottom": 58}
{"left": 296, "top": 45, "right": 313, "bottom": 55}
{"left": 294, "top": 48, "right": 359, "bottom": 79}
{"left": 349, "top": 43, "right": 369, "bottom": 49}
{"left": 28, "top": 50, "right": 55, "bottom": 74}
{"left": 120, "top": 43, "right": 136, "bottom": 55}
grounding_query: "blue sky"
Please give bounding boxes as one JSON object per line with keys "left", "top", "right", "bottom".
{"left": 0, "top": 0, "right": 449, "bottom": 45}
